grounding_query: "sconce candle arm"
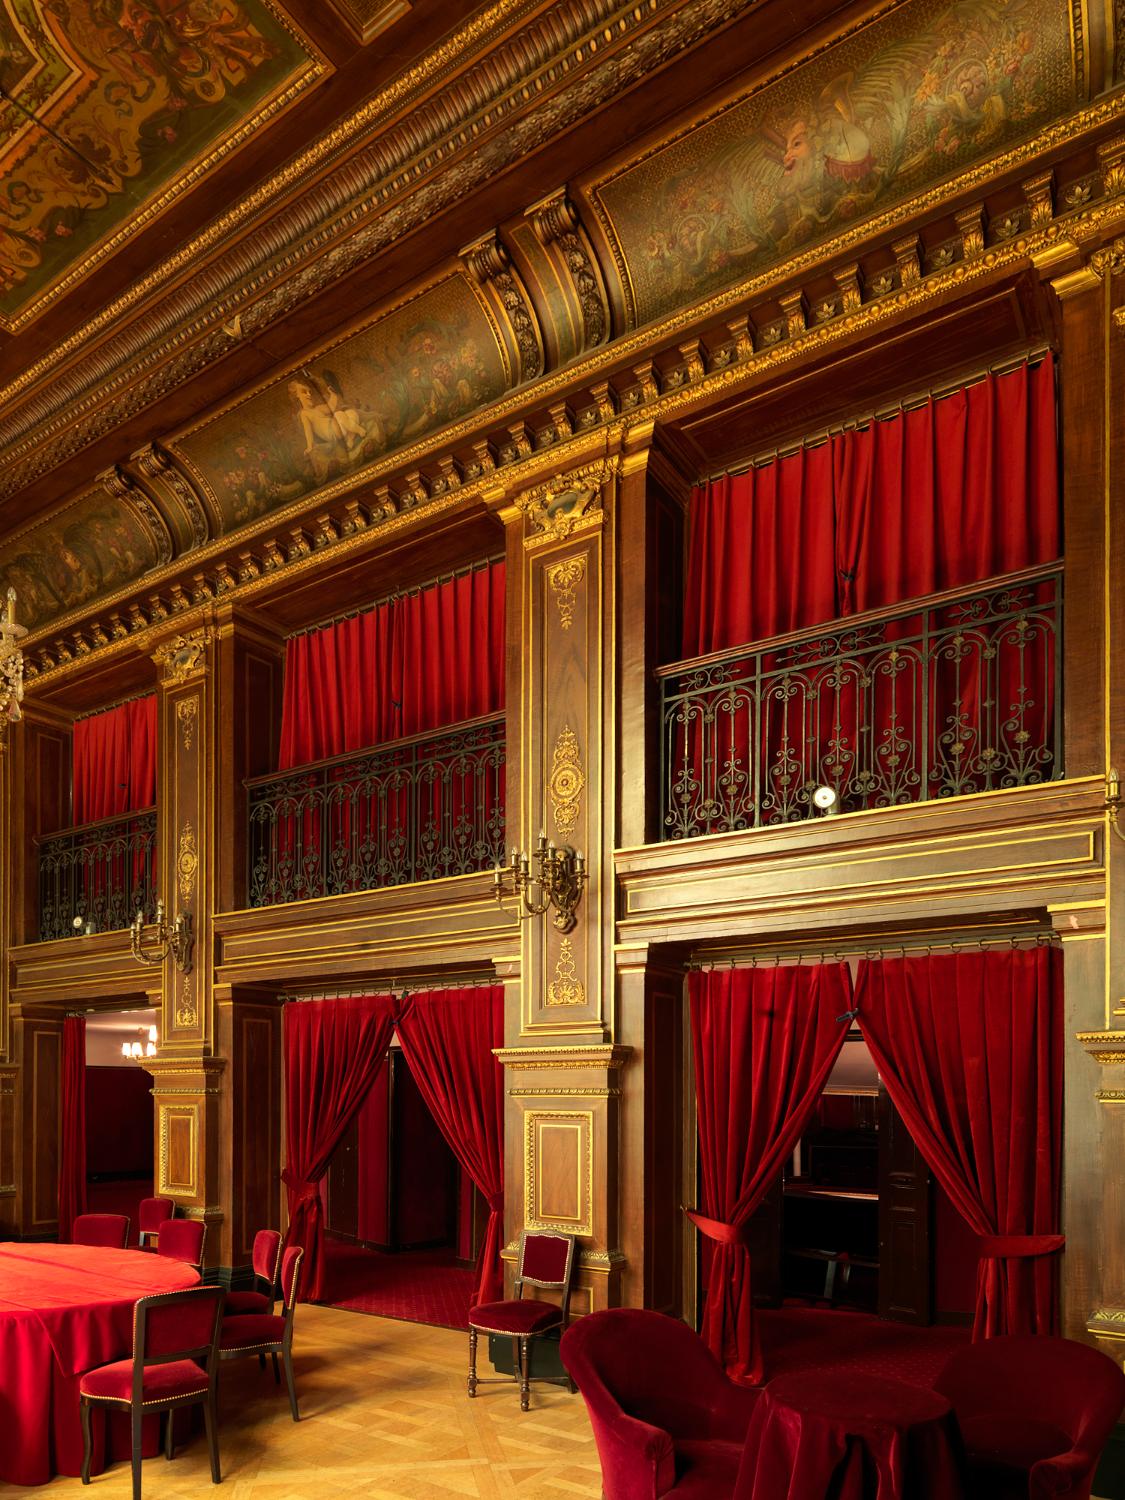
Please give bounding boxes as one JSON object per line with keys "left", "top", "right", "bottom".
{"left": 494, "top": 839, "right": 587, "bottom": 933}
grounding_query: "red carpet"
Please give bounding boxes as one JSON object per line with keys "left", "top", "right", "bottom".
{"left": 324, "top": 1238, "right": 475, "bottom": 1330}
{"left": 758, "top": 1308, "right": 969, "bottom": 1386}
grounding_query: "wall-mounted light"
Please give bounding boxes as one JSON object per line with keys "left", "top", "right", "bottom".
{"left": 131, "top": 900, "right": 193, "bottom": 973}
{"left": 812, "top": 785, "right": 840, "bottom": 817}
{"left": 494, "top": 837, "right": 586, "bottom": 933}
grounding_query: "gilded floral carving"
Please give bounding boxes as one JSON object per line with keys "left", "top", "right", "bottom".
{"left": 549, "top": 725, "right": 584, "bottom": 838}
{"left": 177, "top": 823, "right": 198, "bottom": 906}
{"left": 546, "top": 938, "right": 586, "bottom": 1006}
{"left": 546, "top": 556, "right": 585, "bottom": 630}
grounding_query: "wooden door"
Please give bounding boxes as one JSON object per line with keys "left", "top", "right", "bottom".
{"left": 877, "top": 1088, "right": 932, "bottom": 1324}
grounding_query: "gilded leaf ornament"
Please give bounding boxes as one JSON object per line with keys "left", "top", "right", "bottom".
{"left": 175, "top": 976, "right": 197, "bottom": 1029}
{"left": 549, "top": 726, "right": 584, "bottom": 838}
{"left": 177, "top": 698, "right": 198, "bottom": 751}
{"left": 177, "top": 824, "right": 198, "bottom": 906}
{"left": 546, "top": 938, "right": 586, "bottom": 1006}
{"left": 546, "top": 556, "right": 585, "bottom": 629}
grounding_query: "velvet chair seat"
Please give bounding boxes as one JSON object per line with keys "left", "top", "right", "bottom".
{"left": 79, "top": 1358, "right": 210, "bottom": 1406}
{"left": 468, "top": 1299, "right": 563, "bottom": 1336}
{"left": 219, "top": 1313, "right": 285, "bottom": 1350}
{"left": 674, "top": 1439, "right": 746, "bottom": 1499}
{"left": 223, "top": 1290, "right": 272, "bottom": 1316}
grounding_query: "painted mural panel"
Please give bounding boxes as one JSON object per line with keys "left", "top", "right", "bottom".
{"left": 593, "top": 0, "right": 1076, "bottom": 326}
{"left": 0, "top": 490, "right": 162, "bottom": 630}
{"left": 173, "top": 273, "right": 511, "bottom": 528}
{"left": 0, "top": 1, "right": 320, "bottom": 329}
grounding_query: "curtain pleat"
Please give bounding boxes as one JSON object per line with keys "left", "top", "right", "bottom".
{"left": 393, "top": 987, "right": 505, "bottom": 1304}
{"left": 57, "top": 1017, "right": 87, "bottom": 1242}
{"left": 689, "top": 964, "right": 852, "bottom": 1383}
{"left": 73, "top": 695, "right": 157, "bottom": 824}
{"left": 855, "top": 947, "right": 1063, "bottom": 1338}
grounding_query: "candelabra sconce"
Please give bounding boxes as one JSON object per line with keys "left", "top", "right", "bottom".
{"left": 1107, "top": 769, "right": 1125, "bottom": 845}
{"left": 131, "top": 900, "right": 194, "bottom": 974}
{"left": 494, "top": 837, "right": 587, "bottom": 933}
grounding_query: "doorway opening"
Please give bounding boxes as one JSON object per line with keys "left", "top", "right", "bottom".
{"left": 83, "top": 1009, "right": 156, "bottom": 1243}
{"left": 322, "top": 1043, "right": 481, "bottom": 1329}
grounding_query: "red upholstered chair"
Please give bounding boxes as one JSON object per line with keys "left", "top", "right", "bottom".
{"left": 224, "top": 1229, "right": 282, "bottom": 1315}
{"left": 219, "top": 1246, "right": 304, "bottom": 1421}
{"left": 73, "top": 1213, "right": 131, "bottom": 1249}
{"left": 157, "top": 1218, "right": 206, "bottom": 1272}
{"left": 467, "top": 1229, "right": 576, "bottom": 1412}
{"left": 79, "top": 1285, "right": 224, "bottom": 1500}
{"left": 934, "top": 1334, "right": 1125, "bottom": 1499}
{"left": 561, "top": 1309, "right": 760, "bottom": 1500}
{"left": 137, "top": 1197, "right": 174, "bottom": 1249}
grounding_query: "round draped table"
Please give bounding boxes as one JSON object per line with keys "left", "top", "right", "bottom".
{"left": 734, "top": 1370, "right": 967, "bottom": 1500}
{"left": 0, "top": 1241, "right": 199, "bottom": 1486}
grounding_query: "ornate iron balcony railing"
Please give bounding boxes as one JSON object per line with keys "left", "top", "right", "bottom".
{"left": 246, "top": 712, "right": 506, "bottom": 907}
{"left": 37, "top": 808, "right": 158, "bottom": 940}
{"left": 658, "top": 564, "right": 1063, "bottom": 841}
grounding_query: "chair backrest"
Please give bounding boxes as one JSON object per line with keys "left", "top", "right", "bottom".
{"left": 72, "top": 1213, "right": 131, "bottom": 1249}
{"left": 934, "top": 1335, "right": 1125, "bottom": 1456}
{"left": 561, "top": 1308, "right": 752, "bottom": 1441}
{"left": 157, "top": 1217, "right": 206, "bottom": 1268}
{"left": 251, "top": 1228, "right": 282, "bottom": 1293}
{"left": 137, "top": 1197, "right": 175, "bottom": 1236}
{"left": 279, "top": 1246, "right": 303, "bottom": 1330}
{"left": 515, "top": 1230, "right": 577, "bottom": 1321}
{"left": 131, "top": 1286, "right": 224, "bottom": 1402}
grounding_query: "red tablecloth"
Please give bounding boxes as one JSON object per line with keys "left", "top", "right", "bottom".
{"left": 0, "top": 1242, "right": 199, "bottom": 1486}
{"left": 734, "top": 1371, "right": 967, "bottom": 1500}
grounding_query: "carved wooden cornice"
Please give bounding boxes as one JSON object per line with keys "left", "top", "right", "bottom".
{"left": 0, "top": 0, "right": 757, "bottom": 503}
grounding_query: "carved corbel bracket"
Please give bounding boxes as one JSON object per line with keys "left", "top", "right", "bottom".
{"left": 152, "top": 626, "right": 213, "bottom": 684}
{"left": 96, "top": 465, "right": 174, "bottom": 568}
{"left": 513, "top": 455, "right": 619, "bottom": 549}
{"left": 460, "top": 230, "right": 544, "bottom": 384}
{"left": 526, "top": 188, "right": 612, "bottom": 354}
{"left": 124, "top": 444, "right": 215, "bottom": 555}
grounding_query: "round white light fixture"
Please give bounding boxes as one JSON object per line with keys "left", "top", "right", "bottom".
{"left": 812, "top": 785, "right": 839, "bottom": 816}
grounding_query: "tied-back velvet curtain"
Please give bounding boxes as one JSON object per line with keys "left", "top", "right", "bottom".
{"left": 683, "top": 359, "right": 1060, "bottom": 658}
{"left": 855, "top": 947, "right": 1063, "bottom": 1339}
{"left": 394, "top": 986, "right": 505, "bottom": 1304}
{"left": 57, "top": 1017, "right": 86, "bottom": 1242}
{"left": 282, "top": 995, "right": 396, "bottom": 1300}
{"left": 689, "top": 964, "right": 852, "bottom": 1383}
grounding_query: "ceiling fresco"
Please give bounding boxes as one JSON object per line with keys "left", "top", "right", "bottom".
{"left": 0, "top": 0, "right": 323, "bottom": 331}
{"left": 591, "top": 0, "right": 1078, "bottom": 326}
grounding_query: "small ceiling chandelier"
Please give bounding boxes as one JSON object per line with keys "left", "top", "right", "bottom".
{"left": 122, "top": 1025, "right": 158, "bottom": 1060}
{"left": 0, "top": 589, "right": 26, "bottom": 738}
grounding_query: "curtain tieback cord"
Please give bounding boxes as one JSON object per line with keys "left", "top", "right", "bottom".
{"left": 977, "top": 1234, "right": 1065, "bottom": 1259}
{"left": 683, "top": 1209, "right": 753, "bottom": 1247}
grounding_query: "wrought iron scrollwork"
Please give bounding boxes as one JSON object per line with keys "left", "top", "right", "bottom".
{"left": 659, "top": 566, "right": 1063, "bottom": 842}
{"left": 37, "top": 809, "right": 158, "bottom": 940}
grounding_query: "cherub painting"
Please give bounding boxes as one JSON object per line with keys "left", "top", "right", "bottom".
{"left": 602, "top": 0, "right": 1069, "bottom": 323}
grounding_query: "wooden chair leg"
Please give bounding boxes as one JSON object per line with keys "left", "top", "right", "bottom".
{"left": 258, "top": 1352, "right": 266, "bottom": 1370}
{"left": 204, "top": 1388, "right": 221, "bottom": 1484}
{"left": 271, "top": 1350, "right": 281, "bottom": 1384}
{"left": 519, "top": 1336, "right": 531, "bottom": 1412}
{"left": 80, "top": 1399, "right": 93, "bottom": 1485}
{"left": 131, "top": 1405, "right": 143, "bottom": 1500}
{"left": 467, "top": 1327, "right": 478, "bottom": 1397}
{"left": 283, "top": 1347, "right": 300, "bottom": 1422}
{"left": 511, "top": 1338, "right": 520, "bottom": 1383}
{"left": 164, "top": 1408, "right": 175, "bottom": 1460}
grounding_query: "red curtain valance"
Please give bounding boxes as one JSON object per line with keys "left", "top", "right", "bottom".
{"left": 282, "top": 986, "right": 505, "bottom": 1304}
{"left": 278, "top": 559, "right": 505, "bottom": 770}
{"left": 683, "top": 358, "right": 1060, "bottom": 657}
{"left": 73, "top": 695, "right": 157, "bottom": 825}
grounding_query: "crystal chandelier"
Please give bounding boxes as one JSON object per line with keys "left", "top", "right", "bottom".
{"left": 0, "top": 589, "right": 26, "bottom": 737}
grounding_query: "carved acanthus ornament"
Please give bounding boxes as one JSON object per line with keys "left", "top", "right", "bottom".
{"left": 515, "top": 458, "right": 616, "bottom": 544}
{"left": 153, "top": 630, "right": 211, "bottom": 683}
{"left": 546, "top": 938, "right": 586, "bottom": 1007}
{"left": 175, "top": 977, "right": 197, "bottom": 1029}
{"left": 97, "top": 467, "right": 174, "bottom": 566}
{"left": 528, "top": 189, "right": 610, "bottom": 349}
{"left": 461, "top": 232, "right": 543, "bottom": 382}
{"left": 549, "top": 726, "right": 584, "bottom": 839}
{"left": 177, "top": 698, "right": 198, "bottom": 752}
{"left": 177, "top": 824, "right": 198, "bottom": 907}
{"left": 546, "top": 556, "right": 585, "bottom": 629}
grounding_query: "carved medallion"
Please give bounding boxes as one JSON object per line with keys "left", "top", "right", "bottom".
{"left": 515, "top": 457, "right": 616, "bottom": 542}
{"left": 154, "top": 629, "right": 211, "bottom": 683}
{"left": 549, "top": 725, "right": 584, "bottom": 838}
{"left": 177, "top": 823, "right": 198, "bottom": 906}
{"left": 546, "top": 556, "right": 585, "bottom": 630}
{"left": 177, "top": 697, "right": 198, "bottom": 752}
{"left": 546, "top": 937, "right": 586, "bottom": 1007}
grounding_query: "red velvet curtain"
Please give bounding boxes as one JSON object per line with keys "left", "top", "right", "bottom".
{"left": 73, "top": 695, "right": 157, "bottom": 824}
{"left": 282, "top": 995, "right": 396, "bottom": 1300}
{"left": 689, "top": 963, "right": 852, "bottom": 1383}
{"left": 855, "top": 947, "right": 1063, "bottom": 1339}
{"left": 393, "top": 985, "right": 505, "bottom": 1304}
{"left": 57, "top": 1017, "right": 87, "bottom": 1242}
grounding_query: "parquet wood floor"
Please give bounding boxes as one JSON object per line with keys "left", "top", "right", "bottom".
{"left": 2, "top": 1305, "right": 603, "bottom": 1500}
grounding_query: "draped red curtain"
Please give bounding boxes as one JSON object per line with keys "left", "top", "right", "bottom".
{"left": 73, "top": 695, "right": 157, "bottom": 823}
{"left": 57, "top": 1017, "right": 87, "bottom": 1242}
{"left": 282, "top": 995, "right": 396, "bottom": 1300}
{"left": 688, "top": 964, "right": 852, "bottom": 1384}
{"left": 393, "top": 986, "right": 505, "bottom": 1304}
{"left": 683, "top": 359, "right": 1059, "bottom": 657}
{"left": 855, "top": 947, "right": 1063, "bottom": 1339}
{"left": 278, "top": 559, "right": 506, "bottom": 768}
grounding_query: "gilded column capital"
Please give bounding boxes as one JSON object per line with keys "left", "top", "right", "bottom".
{"left": 152, "top": 627, "right": 213, "bottom": 683}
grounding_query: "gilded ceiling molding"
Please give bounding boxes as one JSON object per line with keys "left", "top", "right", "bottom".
{"left": 0, "top": 0, "right": 756, "bottom": 501}
{"left": 321, "top": 0, "right": 411, "bottom": 47}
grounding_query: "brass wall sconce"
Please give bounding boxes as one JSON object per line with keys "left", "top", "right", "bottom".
{"left": 131, "top": 900, "right": 194, "bottom": 973}
{"left": 1107, "top": 769, "right": 1125, "bottom": 845}
{"left": 494, "top": 837, "right": 586, "bottom": 933}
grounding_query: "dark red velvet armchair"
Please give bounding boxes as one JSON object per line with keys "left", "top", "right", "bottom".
{"left": 933, "top": 1334, "right": 1125, "bottom": 1500}
{"left": 561, "top": 1308, "right": 759, "bottom": 1499}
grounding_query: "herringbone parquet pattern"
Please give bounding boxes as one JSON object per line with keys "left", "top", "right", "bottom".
{"left": 0, "top": 1305, "right": 603, "bottom": 1500}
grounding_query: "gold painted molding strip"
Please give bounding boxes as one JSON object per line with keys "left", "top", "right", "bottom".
{"left": 494, "top": 1044, "right": 630, "bottom": 1069}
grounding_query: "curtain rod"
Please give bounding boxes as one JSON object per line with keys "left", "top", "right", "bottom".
{"left": 73, "top": 686, "right": 156, "bottom": 723}
{"left": 706, "top": 344, "right": 1053, "bottom": 485}
{"left": 686, "top": 932, "right": 1059, "bottom": 971}
{"left": 287, "top": 553, "right": 505, "bottom": 641}
{"left": 280, "top": 973, "right": 498, "bottom": 1002}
